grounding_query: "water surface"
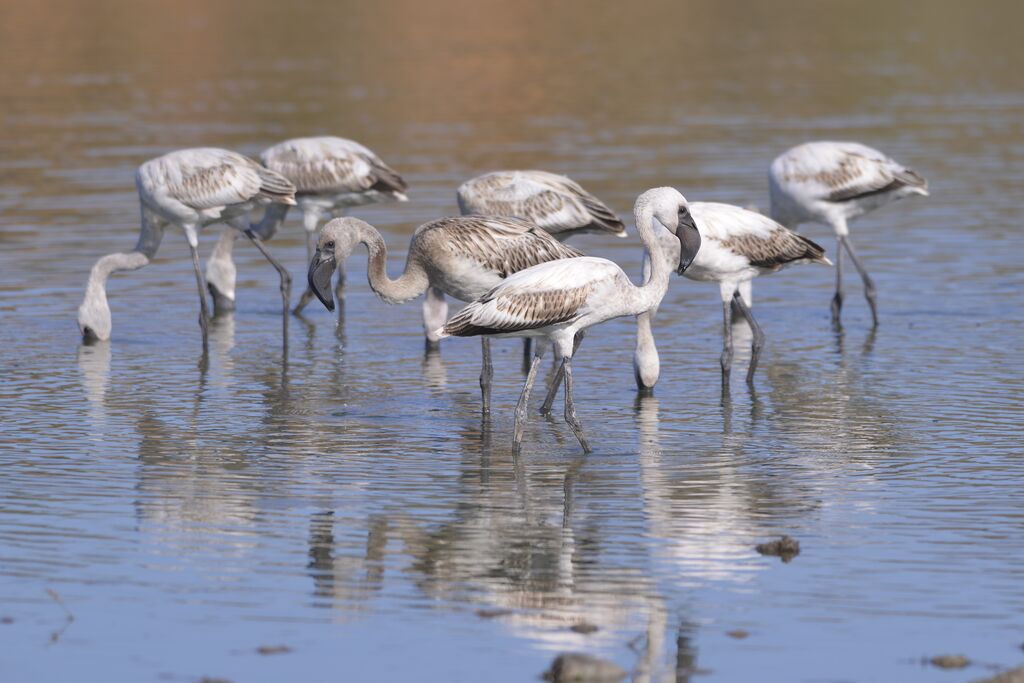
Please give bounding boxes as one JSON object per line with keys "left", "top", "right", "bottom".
{"left": 1, "top": 2, "right": 1023, "bottom": 681}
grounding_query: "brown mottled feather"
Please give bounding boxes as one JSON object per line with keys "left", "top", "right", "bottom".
{"left": 419, "top": 216, "right": 583, "bottom": 277}
{"left": 253, "top": 163, "right": 298, "bottom": 204}
{"left": 720, "top": 230, "right": 828, "bottom": 269}
{"left": 443, "top": 283, "right": 593, "bottom": 336}
{"left": 366, "top": 157, "right": 408, "bottom": 195}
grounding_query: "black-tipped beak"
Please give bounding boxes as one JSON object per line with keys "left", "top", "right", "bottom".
{"left": 81, "top": 326, "right": 99, "bottom": 344}
{"left": 307, "top": 249, "right": 337, "bottom": 312}
{"left": 676, "top": 212, "right": 701, "bottom": 275}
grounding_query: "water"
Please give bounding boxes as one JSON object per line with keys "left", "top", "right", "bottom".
{"left": 1, "top": 1, "right": 1023, "bottom": 681}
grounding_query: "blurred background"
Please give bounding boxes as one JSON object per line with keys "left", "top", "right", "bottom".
{"left": 0, "top": 1, "right": 1022, "bottom": 682}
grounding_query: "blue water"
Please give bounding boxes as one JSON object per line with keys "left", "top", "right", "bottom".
{"left": 1, "top": 2, "right": 1023, "bottom": 681}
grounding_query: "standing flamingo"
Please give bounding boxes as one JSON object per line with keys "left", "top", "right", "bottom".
{"left": 435, "top": 187, "right": 700, "bottom": 453}
{"left": 306, "top": 216, "right": 582, "bottom": 413}
{"left": 204, "top": 136, "right": 407, "bottom": 315}
{"left": 77, "top": 148, "right": 296, "bottom": 350}
{"left": 769, "top": 141, "right": 928, "bottom": 326}
{"left": 633, "top": 202, "right": 831, "bottom": 394}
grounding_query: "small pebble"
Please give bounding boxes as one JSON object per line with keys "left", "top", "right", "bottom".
{"left": 755, "top": 536, "right": 801, "bottom": 562}
{"left": 930, "top": 655, "right": 970, "bottom": 669}
{"left": 476, "top": 608, "right": 513, "bottom": 619}
{"left": 543, "top": 653, "right": 627, "bottom": 683}
{"left": 256, "top": 645, "right": 292, "bottom": 656}
{"left": 570, "top": 622, "right": 599, "bottom": 634}
{"left": 726, "top": 629, "right": 749, "bottom": 639}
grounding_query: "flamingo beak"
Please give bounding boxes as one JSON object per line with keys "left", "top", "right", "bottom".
{"left": 676, "top": 211, "right": 701, "bottom": 275}
{"left": 307, "top": 248, "right": 337, "bottom": 312}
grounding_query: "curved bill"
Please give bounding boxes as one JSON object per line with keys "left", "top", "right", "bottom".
{"left": 676, "top": 212, "right": 701, "bottom": 275}
{"left": 307, "top": 249, "right": 337, "bottom": 312}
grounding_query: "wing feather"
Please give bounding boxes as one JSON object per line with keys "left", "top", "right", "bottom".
{"left": 260, "top": 136, "right": 407, "bottom": 197}
{"left": 774, "top": 142, "right": 928, "bottom": 203}
{"left": 441, "top": 258, "right": 618, "bottom": 336}
{"left": 457, "top": 170, "right": 625, "bottom": 237}
{"left": 693, "top": 202, "right": 830, "bottom": 268}
{"left": 421, "top": 215, "right": 583, "bottom": 277}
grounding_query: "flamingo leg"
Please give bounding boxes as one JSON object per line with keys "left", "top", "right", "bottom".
{"left": 831, "top": 236, "right": 844, "bottom": 325}
{"left": 243, "top": 230, "right": 292, "bottom": 314}
{"left": 731, "top": 291, "right": 765, "bottom": 384}
{"left": 562, "top": 357, "right": 591, "bottom": 454}
{"left": 522, "top": 338, "right": 532, "bottom": 374}
{"left": 480, "top": 337, "right": 493, "bottom": 415}
{"left": 539, "top": 331, "right": 585, "bottom": 415}
{"left": 720, "top": 300, "right": 733, "bottom": 392}
{"left": 514, "top": 347, "right": 545, "bottom": 454}
{"left": 841, "top": 236, "right": 878, "bottom": 327}
{"left": 188, "top": 243, "right": 210, "bottom": 353}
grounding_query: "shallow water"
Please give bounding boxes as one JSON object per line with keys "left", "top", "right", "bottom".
{"left": 1, "top": 1, "right": 1023, "bottom": 681}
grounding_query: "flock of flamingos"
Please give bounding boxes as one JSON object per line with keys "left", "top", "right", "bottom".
{"left": 76, "top": 136, "right": 928, "bottom": 452}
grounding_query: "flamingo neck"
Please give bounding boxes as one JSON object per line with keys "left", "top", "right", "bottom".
{"left": 356, "top": 223, "right": 429, "bottom": 305}
{"left": 84, "top": 251, "right": 150, "bottom": 305}
{"left": 633, "top": 310, "right": 660, "bottom": 391}
{"left": 631, "top": 200, "right": 672, "bottom": 314}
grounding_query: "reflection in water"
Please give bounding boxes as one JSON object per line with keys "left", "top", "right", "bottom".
{"left": 635, "top": 397, "right": 766, "bottom": 585}
{"left": 307, "top": 511, "right": 387, "bottom": 613}
{"left": 76, "top": 341, "right": 111, "bottom": 423}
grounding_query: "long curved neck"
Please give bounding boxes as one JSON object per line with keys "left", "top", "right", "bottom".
{"left": 84, "top": 251, "right": 150, "bottom": 304}
{"left": 84, "top": 211, "right": 163, "bottom": 305}
{"left": 630, "top": 199, "right": 672, "bottom": 314}
{"left": 633, "top": 309, "right": 660, "bottom": 391}
{"left": 356, "top": 223, "right": 429, "bottom": 304}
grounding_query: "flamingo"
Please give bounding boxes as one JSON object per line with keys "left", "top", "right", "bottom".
{"left": 204, "top": 136, "right": 407, "bottom": 315}
{"left": 77, "top": 148, "right": 296, "bottom": 350}
{"left": 305, "top": 215, "right": 582, "bottom": 413}
{"left": 435, "top": 187, "right": 700, "bottom": 453}
{"left": 454, "top": 169, "right": 626, "bottom": 361}
{"left": 633, "top": 202, "right": 832, "bottom": 394}
{"left": 769, "top": 141, "right": 928, "bottom": 326}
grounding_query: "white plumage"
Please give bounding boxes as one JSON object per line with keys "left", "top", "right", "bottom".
{"left": 769, "top": 140, "right": 928, "bottom": 325}
{"left": 634, "top": 202, "right": 831, "bottom": 392}
{"left": 78, "top": 148, "right": 296, "bottom": 348}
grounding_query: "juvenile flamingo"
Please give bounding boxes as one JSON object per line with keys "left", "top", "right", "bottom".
{"left": 77, "top": 148, "right": 296, "bottom": 350}
{"left": 769, "top": 141, "right": 928, "bottom": 326}
{"left": 633, "top": 202, "right": 831, "bottom": 393}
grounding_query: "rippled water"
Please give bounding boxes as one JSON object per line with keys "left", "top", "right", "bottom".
{"left": 1, "top": 2, "right": 1023, "bottom": 681}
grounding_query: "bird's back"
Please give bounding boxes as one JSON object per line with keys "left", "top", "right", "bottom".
{"left": 457, "top": 170, "right": 625, "bottom": 238}
{"left": 689, "top": 202, "right": 830, "bottom": 275}
{"left": 136, "top": 148, "right": 295, "bottom": 216}
{"left": 769, "top": 141, "right": 928, "bottom": 225}
{"left": 260, "top": 136, "right": 407, "bottom": 199}
{"left": 414, "top": 215, "right": 583, "bottom": 278}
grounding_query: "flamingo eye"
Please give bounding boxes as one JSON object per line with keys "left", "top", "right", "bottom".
{"left": 324, "top": 240, "right": 335, "bottom": 250}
